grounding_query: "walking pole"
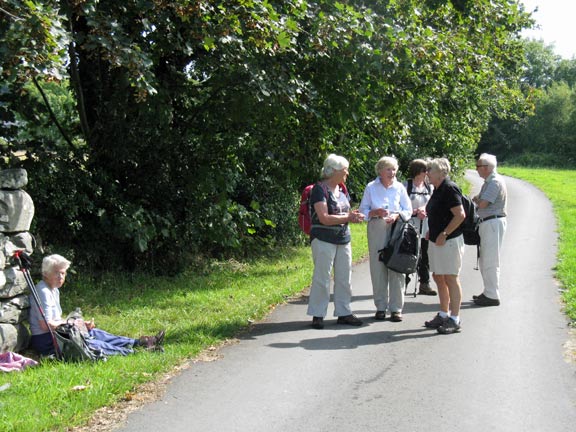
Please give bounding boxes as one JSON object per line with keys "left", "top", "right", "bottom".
{"left": 13, "top": 251, "right": 62, "bottom": 359}
{"left": 412, "top": 220, "right": 424, "bottom": 298}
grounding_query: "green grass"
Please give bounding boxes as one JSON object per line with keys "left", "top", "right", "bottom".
{"left": 500, "top": 166, "right": 576, "bottom": 322}
{"left": 0, "top": 225, "right": 368, "bottom": 431}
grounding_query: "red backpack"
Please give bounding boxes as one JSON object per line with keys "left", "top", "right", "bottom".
{"left": 298, "top": 182, "right": 349, "bottom": 235}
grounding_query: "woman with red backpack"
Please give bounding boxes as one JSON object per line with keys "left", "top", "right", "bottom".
{"left": 306, "top": 154, "right": 365, "bottom": 329}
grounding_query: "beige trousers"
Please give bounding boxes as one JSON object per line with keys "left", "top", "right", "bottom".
{"left": 367, "top": 219, "right": 405, "bottom": 313}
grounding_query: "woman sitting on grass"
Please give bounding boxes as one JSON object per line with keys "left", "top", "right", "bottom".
{"left": 29, "top": 254, "right": 165, "bottom": 357}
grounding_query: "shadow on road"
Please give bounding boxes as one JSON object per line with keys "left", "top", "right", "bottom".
{"left": 267, "top": 327, "right": 437, "bottom": 350}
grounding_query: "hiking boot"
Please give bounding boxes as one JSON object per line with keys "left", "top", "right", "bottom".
{"left": 154, "top": 330, "right": 166, "bottom": 346}
{"left": 336, "top": 314, "right": 363, "bottom": 326}
{"left": 139, "top": 329, "right": 166, "bottom": 351}
{"left": 473, "top": 294, "right": 500, "bottom": 307}
{"left": 374, "top": 311, "right": 386, "bottom": 321}
{"left": 312, "top": 316, "right": 324, "bottom": 329}
{"left": 425, "top": 313, "right": 448, "bottom": 329}
{"left": 437, "top": 318, "right": 461, "bottom": 334}
{"left": 418, "top": 282, "right": 437, "bottom": 296}
{"left": 138, "top": 336, "right": 155, "bottom": 349}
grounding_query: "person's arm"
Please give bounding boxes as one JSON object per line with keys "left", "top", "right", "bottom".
{"left": 314, "top": 201, "right": 362, "bottom": 225}
{"left": 397, "top": 186, "right": 413, "bottom": 221}
{"left": 434, "top": 205, "right": 466, "bottom": 246}
{"left": 358, "top": 184, "right": 372, "bottom": 218}
{"left": 46, "top": 316, "right": 65, "bottom": 330}
{"left": 472, "top": 194, "right": 491, "bottom": 209}
{"left": 473, "top": 181, "right": 498, "bottom": 209}
{"left": 37, "top": 288, "right": 64, "bottom": 330}
{"left": 385, "top": 186, "right": 412, "bottom": 224}
{"left": 475, "top": 198, "right": 491, "bottom": 209}
{"left": 86, "top": 318, "right": 95, "bottom": 331}
{"left": 36, "top": 315, "right": 50, "bottom": 332}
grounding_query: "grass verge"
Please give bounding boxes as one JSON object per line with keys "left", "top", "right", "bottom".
{"left": 499, "top": 166, "right": 576, "bottom": 323}
{"left": 0, "top": 224, "right": 368, "bottom": 432}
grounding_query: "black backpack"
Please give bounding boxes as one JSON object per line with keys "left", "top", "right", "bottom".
{"left": 378, "top": 218, "right": 420, "bottom": 274}
{"left": 54, "top": 321, "right": 107, "bottom": 362}
{"left": 461, "top": 194, "right": 480, "bottom": 246}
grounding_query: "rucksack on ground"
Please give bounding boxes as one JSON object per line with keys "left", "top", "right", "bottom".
{"left": 298, "top": 182, "right": 348, "bottom": 235}
{"left": 378, "top": 218, "right": 420, "bottom": 274}
{"left": 461, "top": 194, "right": 480, "bottom": 245}
{"left": 55, "top": 321, "right": 107, "bottom": 362}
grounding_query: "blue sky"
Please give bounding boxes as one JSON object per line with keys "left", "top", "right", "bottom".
{"left": 521, "top": 0, "right": 576, "bottom": 59}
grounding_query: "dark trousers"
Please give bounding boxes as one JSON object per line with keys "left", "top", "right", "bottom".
{"left": 30, "top": 332, "right": 56, "bottom": 356}
{"left": 417, "top": 238, "right": 430, "bottom": 283}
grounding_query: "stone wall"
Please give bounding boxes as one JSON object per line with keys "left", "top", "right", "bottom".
{"left": 0, "top": 169, "right": 35, "bottom": 353}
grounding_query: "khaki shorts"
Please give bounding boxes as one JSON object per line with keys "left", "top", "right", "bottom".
{"left": 429, "top": 235, "right": 465, "bottom": 275}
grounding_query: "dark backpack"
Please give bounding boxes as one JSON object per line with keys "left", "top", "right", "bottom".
{"left": 298, "top": 182, "right": 348, "bottom": 235}
{"left": 55, "top": 321, "right": 107, "bottom": 362}
{"left": 461, "top": 194, "right": 480, "bottom": 246}
{"left": 377, "top": 218, "right": 420, "bottom": 274}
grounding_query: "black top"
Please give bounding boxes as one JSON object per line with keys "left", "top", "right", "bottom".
{"left": 426, "top": 178, "right": 463, "bottom": 242}
{"left": 310, "top": 182, "right": 351, "bottom": 245}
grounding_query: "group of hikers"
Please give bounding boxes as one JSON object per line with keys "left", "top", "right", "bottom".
{"left": 25, "top": 152, "right": 506, "bottom": 363}
{"left": 306, "top": 153, "right": 507, "bottom": 334}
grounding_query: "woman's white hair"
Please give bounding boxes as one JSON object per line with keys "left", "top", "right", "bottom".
{"left": 321, "top": 154, "right": 349, "bottom": 179}
{"left": 478, "top": 153, "right": 497, "bottom": 170}
{"left": 427, "top": 158, "right": 451, "bottom": 177}
{"left": 42, "top": 254, "right": 71, "bottom": 276}
{"left": 375, "top": 156, "right": 399, "bottom": 174}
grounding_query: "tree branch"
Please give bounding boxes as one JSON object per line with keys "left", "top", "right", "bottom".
{"left": 0, "top": 6, "right": 23, "bottom": 21}
{"left": 32, "top": 76, "right": 76, "bottom": 151}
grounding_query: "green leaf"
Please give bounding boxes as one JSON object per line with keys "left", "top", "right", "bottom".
{"left": 277, "top": 31, "right": 291, "bottom": 49}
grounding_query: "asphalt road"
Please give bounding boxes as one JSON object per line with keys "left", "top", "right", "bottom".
{"left": 116, "top": 171, "right": 576, "bottom": 432}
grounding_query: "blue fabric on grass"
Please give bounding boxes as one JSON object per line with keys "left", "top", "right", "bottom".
{"left": 87, "top": 328, "right": 137, "bottom": 356}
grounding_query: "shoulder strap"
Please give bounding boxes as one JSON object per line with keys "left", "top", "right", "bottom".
{"left": 317, "top": 181, "right": 329, "bottom": 199}
{"left": 318, "top": 182, "right": 348, "bottom": 200}
{"left": 424, "top": 181, "right": 431, "bottom": 194}
{"left": 408, "top": 179, "right": 432, "bottom": 195}
{"left": 338, "top": 182, "right": 349, "bottom": 198}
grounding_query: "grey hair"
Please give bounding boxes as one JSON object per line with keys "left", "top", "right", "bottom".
{"left": 375, "top": 156, "right": 399, "bottom": 174}
{"left": 321, "top": 154, "right": 349, "bottom": 179}
{"left": 427, "top": 158, "right": 451, "bottom": 177}
{"left": 42, "top": 254, "right": 71, "bottom": 276}
{"left": 478, "top": 153, "right": 497, "bottom": 170}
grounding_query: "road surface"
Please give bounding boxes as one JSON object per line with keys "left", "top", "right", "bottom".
{"left": 116, "top": 171, "right": 576, "bottom": 432}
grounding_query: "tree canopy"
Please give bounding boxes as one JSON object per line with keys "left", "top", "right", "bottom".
{"left": 1, "top": 0, "right": 533, "bottom": 271}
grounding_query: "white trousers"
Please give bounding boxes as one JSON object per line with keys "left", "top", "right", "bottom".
{"left": 479, "top": 218, "right": 507, "bottom": 299}
{"left": 307, "top": 239, "right": 353, "bottom": 317}
{"left": 368, "top": 219, "right": 405, "bottom": 313}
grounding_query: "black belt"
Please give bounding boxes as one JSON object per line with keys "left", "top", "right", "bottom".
{"left": 479, "top": 215, "right": 505, "bottom": 223}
